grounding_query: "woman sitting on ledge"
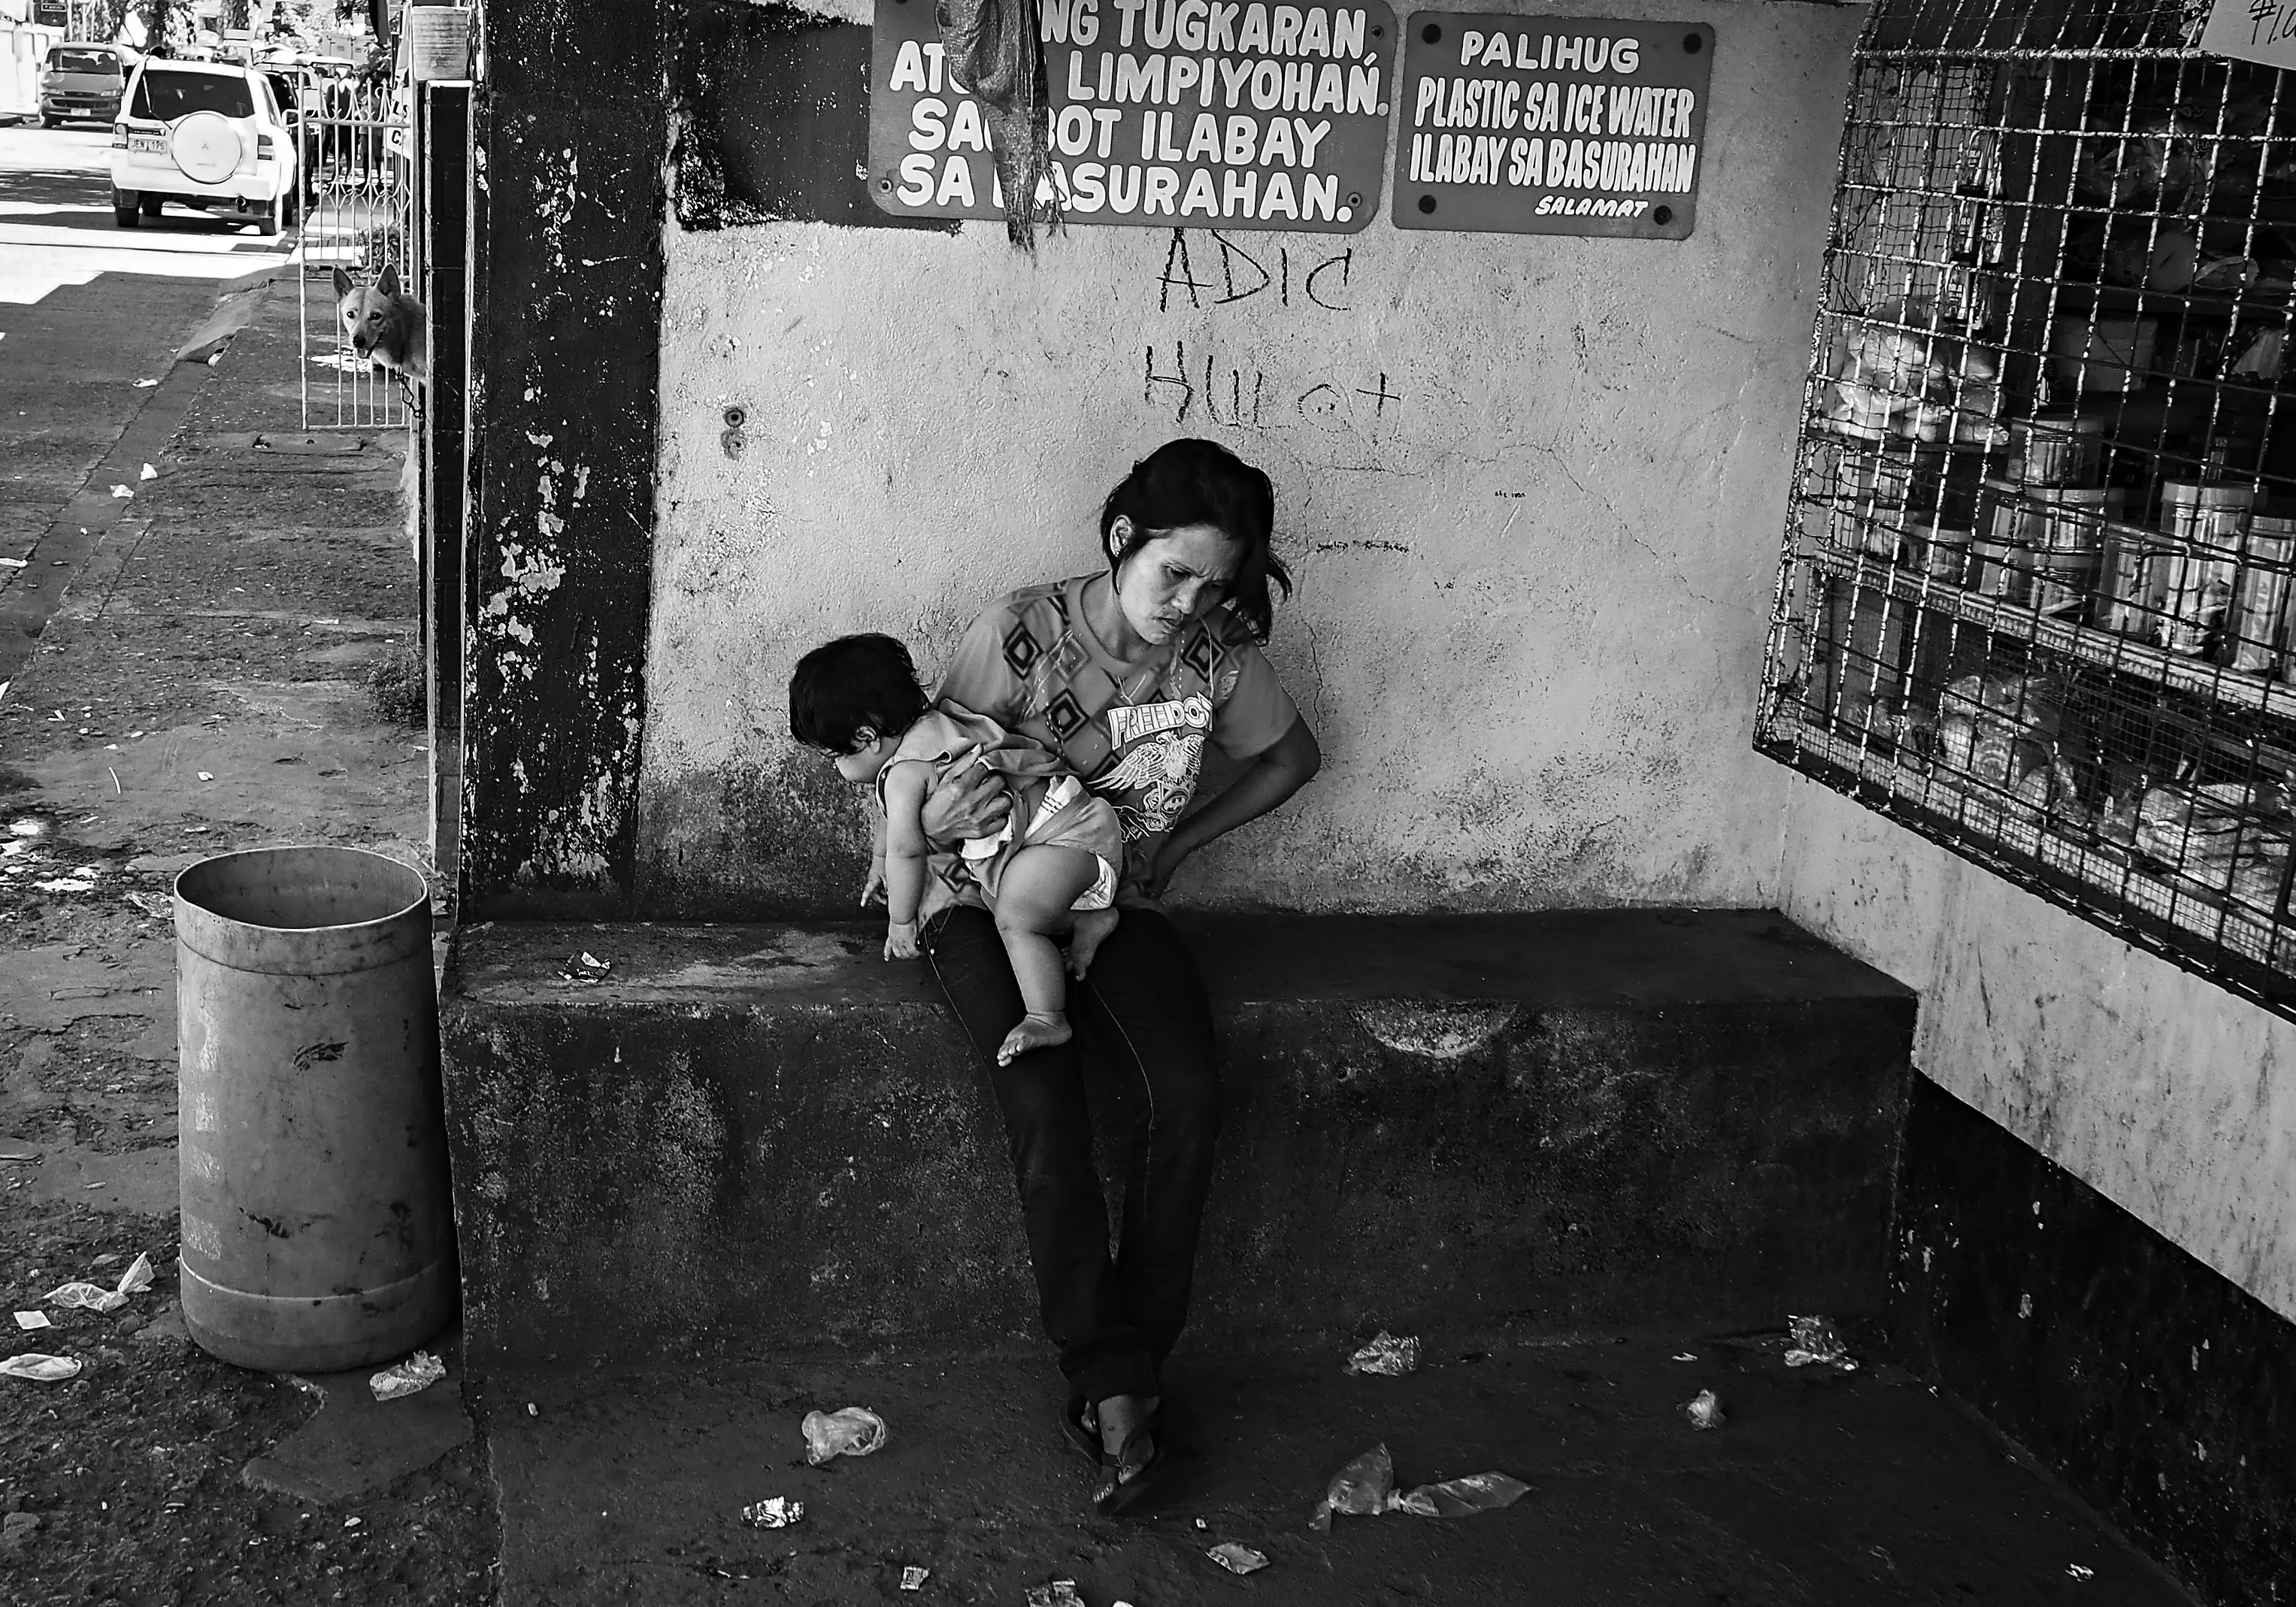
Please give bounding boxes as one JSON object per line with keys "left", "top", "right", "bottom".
{"left": 910, "top": 437, "right": 1322, "bottom": 1515}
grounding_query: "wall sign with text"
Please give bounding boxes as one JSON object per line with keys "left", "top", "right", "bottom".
{"left": 868, "top": 0, "right": 1399, "bottom": 232}
{"left": 1390, "top": 15, "right": 1711, "bottom": 238}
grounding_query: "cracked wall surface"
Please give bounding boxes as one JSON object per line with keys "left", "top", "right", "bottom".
{"left": 638, "top": 0, "right": 1860, "bottom": 916}
{"left": 461, "top": 0, "right": 665, "bottom": 915}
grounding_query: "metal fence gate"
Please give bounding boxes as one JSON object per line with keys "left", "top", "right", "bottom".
{"left": 294, "top": 69, "right": 413, "bottom": 429}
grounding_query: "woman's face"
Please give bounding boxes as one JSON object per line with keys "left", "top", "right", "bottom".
{"left": 1109, "top": 520, "right": 1243, "bottom": 647}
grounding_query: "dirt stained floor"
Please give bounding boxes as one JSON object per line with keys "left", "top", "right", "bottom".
{"left": 1, "top": 275, "right": 493, "bottom": 1605}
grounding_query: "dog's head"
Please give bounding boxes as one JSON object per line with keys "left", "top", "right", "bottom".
{"left": 332, "top": 265, "right": 419, "bottom": 371}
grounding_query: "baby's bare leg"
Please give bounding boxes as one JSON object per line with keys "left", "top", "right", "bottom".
{"left": 991, "top": 846, "right": 1103, "bottom": 1067}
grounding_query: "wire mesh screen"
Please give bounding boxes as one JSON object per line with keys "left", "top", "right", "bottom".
{"left": 1756, "top": 0, "right": 2296, "bottom": 1012}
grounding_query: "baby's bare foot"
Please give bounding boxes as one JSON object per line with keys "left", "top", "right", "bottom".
{"left": 1068, "top": 909, "right": 1119, "bottom": 979}
{"left": 997, "top": 1010, "right": 1071, "bottom": 1066}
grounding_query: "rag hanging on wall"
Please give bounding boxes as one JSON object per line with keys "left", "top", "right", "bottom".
{"left": 939, "top": 0, "right": 1059, "bottom": 247}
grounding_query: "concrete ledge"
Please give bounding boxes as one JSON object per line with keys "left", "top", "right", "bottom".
{"left": 440, "top": 910, "right": 1915, "bottom": 1367}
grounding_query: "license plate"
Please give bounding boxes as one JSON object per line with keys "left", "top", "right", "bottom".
{"left": 129, "top": 135, "right": 164, "bottom": 153}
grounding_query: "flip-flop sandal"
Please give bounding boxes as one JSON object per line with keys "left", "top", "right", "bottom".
{"left": 1060, "top": 1396, "right": 1101, "bottom": 1466}
{"left": 1091, "top": 1404, "right": 1172, "bottom": 1518}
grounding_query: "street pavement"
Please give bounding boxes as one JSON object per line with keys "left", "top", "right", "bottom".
{"left": 0, "top": 120, "right": 300, "bottom": 695}
{"left": 0, "top": 120, "right": 477, "bottom": 1600}
{"left": 0, "top": 123, "right": 295, "bottom": 303}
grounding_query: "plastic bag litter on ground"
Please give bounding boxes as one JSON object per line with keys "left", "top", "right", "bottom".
{"left": 801, "top": 1406, "right": 889, "bottom": 1464}
{"left": 739, "top": 1496, "right": 804, "bottom": 1529}
{"left": 369, "top": 1350, "right": 447, "bottom": 1402}
{"left": 1344, "top": 1330, "right": 1421, "bottom": 1376}
{"left": 1389, "top": 1471, "right": 1532, "bottom": 1517}
{"left": 1784, "top": 1313, "right": 1856, "bottom": 1369}
{"left": 47, "top": 1251, "right": 153, "bottom": 1314}
{"left": 1025, "top": 1580, "right": 1086, "bottom": 1607}
{"left": 1, "top": 1354, "right": 83, "bottom": 1382}
{"left": 1683, "top": 1388, "right": 1726, "bottom": 1430}
{"left": 1312, "top": 1442, "right": 1398, "bottom": 1528}
{"left": 1310, "top": 1442, "right": 1530, "bottom": 1530}
{"left": 1207, "top": 1543, "right": 1270, "bottom": 1574}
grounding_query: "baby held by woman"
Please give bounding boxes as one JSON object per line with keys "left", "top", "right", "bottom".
{"left": 789, "top": 632, "right": 1122, "bottom": 1067}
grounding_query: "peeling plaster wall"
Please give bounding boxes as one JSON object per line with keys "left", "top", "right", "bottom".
{"left": 638, "top": 0, "right": 1861, "bottom": 917}
{"left": 459, "top": 2, "right": 663, "bottom": 915}
{"left": 1776, "top": 778, "right": 2296, "bottom": 1323}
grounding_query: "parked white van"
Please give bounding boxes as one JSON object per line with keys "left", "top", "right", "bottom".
{"left": 38, "top": 43, "right": 129, "bottom": 127}
{"left": 109, "top": 58, "right": 299, "bottom": 233}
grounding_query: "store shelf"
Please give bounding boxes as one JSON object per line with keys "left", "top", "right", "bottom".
{"left": 1801, "top": 541, "right": 2296, "bottom": 722}
{"left": 1764, "top": 36, "right": 2296, "bottom": 1018}
{"left": 1759, "top": 710, "right": 2294, "bottom": 978}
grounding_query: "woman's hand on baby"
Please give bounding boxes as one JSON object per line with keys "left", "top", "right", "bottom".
{"left": 917, "top": 754, "right": 1011, "bottom": 848}
{"left": 859, "top": 861, "right": 886, "bottom": 907}
{"left": 883, "top": 920, "right": 921, "bottom": 961}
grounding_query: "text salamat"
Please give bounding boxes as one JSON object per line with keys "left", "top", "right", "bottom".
{"left": 1391, "top": 15, "right": 1713, "bottom": 238}
{"left": 869, "top": 0, "right": 1399, "bottom": 232}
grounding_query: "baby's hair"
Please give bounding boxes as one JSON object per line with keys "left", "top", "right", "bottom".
{"left": 789, "top": 633, "right": 929, "bottom": 753}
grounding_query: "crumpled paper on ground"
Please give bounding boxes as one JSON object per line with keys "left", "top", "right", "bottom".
{"left": 739, "top": 1496, "right": 804, "bottom": 1529}
{"left": 1683, "top": 1389, "right": 1726, "bottom": 1430}
{"left": 801, "top": 1406, "right": 888, "bottom": 1464}
{"left": 1024, "top": 1581, "right": 1086, "bottom": 1607}
{"left": 1308, "top": 1442, "right": 1531, "bottom": 1530}
{"left": 1783, "top": 1314, "right": 1856, "bottom": 1369}
{"left": 47, "top": 1251, "right": 154, "bottom": 1314}
{"left": 1343, "top": 1330, "right": 1420, "bottom": 1376}
{"left": 1, "top": 1353, "right": 83, "bottom": 1382}
{"left": 1207, "top": 1542, "right": 1270, "bottom": 1574}
{"left": 370, "top": 1349, "right": 447, "bottom": 1401}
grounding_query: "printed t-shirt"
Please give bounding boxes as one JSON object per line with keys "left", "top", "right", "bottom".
{"left": 933, "top": 574, "right": 1299, "bottom": 906}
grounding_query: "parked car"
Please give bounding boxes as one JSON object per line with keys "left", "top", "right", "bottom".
{"left": 108, "top": 59, "right": 301, "bottom": 234}
{"left": 37, "top": 43, "right": 129, "bottom": 127}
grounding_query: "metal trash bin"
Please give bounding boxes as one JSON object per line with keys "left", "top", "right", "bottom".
{"left": 173, "top": 846, "right": 456, "bottom": 1371}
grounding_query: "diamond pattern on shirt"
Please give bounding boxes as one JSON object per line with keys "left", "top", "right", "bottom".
{"left": 1178, "top": 628, "right": 1219, "bottom": 688}
{"left": 1049, "top": 632, "right": 1091, "bottom": 682}
{"left": 1001, "top": 622, "right": 1043, "bottom": 676}
{"left": 1044, "top": 689, "right": 1089, "bottom": 743}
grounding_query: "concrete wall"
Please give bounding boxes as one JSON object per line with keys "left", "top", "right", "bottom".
{"left": 1777, "top": 779, "right": 2296, "bottom": 1325}
{"left": 635, "top": 0, "right": 1863, "bottom": 917}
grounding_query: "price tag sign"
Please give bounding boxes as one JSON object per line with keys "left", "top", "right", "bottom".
{"left": 1389, "top": 14, "right": 1712, "bottom": 238}
{"left": 868, "top": 0, "right": 1399, "bottom": 232}
{"left": 2198, "top": 0, "right": 2296, "bottom": 68}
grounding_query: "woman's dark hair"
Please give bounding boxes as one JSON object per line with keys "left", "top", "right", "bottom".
{"left": 788, "top": 633, "right": 929, "bottom": 753}
{"left": 1099, "top": 438, "right": 1292, "bottom": 641}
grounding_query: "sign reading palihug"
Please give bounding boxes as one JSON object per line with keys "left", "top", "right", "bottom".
{"left": 1391, "top": 15, "right": 1712, "bottom": 238}
{"left": 868, "top": 0, "right": 1399, "bottom": 232}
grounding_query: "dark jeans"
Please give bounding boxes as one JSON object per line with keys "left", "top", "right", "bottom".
{"left": 923, "top": 903, "right": 1222, "bottom": 1405}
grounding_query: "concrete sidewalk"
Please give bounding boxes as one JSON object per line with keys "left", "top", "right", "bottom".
{"left": 483, "top": 1329, "right": 2191, "bottom": 1606}
{"left": 0, "top": 268, "right": 490, "bottom": 1604}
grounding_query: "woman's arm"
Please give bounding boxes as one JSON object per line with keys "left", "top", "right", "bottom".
{"left": 1142, "top": 715, "right": 1322, "bottom": 899}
